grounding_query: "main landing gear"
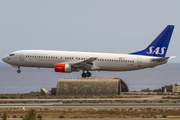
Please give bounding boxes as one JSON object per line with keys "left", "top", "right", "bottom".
{"left": 17, "top": 67, "right": 21, "bottom": 73}
{"left": 82, "top": 71, "right": 91, "bottom": 78}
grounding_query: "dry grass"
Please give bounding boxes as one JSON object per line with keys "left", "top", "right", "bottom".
{"left": 1, "top": 108, "right": 180, "bottom": 118}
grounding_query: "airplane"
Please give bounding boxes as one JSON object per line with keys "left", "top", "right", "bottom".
{"left": 2, "top": 25, "right": 175, "bottom": 78}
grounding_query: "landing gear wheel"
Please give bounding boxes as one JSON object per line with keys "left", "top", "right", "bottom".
{"left": 82, "top": 73, "right": 86, "bottom": 78}
{"left": 17, "top": 70, "right": 21, "bottom": 73}
{"left": 86, "top": 71, "right": 91, "bottom": 77}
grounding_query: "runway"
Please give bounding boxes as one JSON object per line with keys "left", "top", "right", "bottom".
{"left": 0, "top": 103, "right": 180, "bottom": 109}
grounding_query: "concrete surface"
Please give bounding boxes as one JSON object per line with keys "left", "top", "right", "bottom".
{"left": 55, "top": 78, "right": 129, "bottom": 96}
{"left": 41, "top": 88, "right": 51, "bottom": 95}
{"left": 0, "top": 103, "right": 180, "bottom": 109}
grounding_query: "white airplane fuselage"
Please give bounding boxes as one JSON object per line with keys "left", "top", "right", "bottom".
{"left": 2, "top": 50, "right": 165, "bottom": 71}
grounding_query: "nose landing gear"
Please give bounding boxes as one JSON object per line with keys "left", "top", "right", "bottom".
{"left": 82, "top": 71, "right": 91, "bottom": 78}
{"left": 17, "top": 67, "right": 21, "bottom": 73}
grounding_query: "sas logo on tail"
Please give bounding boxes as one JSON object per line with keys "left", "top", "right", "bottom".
{"left": 146, "top": 46, "right": 166, "bottom": 55}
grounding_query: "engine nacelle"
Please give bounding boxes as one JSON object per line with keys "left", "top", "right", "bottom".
{"left": 54, "top": 63, "right": 72, "bottom": 73}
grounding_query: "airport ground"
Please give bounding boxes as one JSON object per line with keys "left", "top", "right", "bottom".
{"left": 1, "top": 92, "right": 180, "bottom": 119}
{"left": 0, "top": 119, "right": 179, "bottom": 120}
{"left": 0, "top": 92, "right": 180, "bottom": 104}
{"left": 0, "top": 106, "right": 180, "bottom": 119}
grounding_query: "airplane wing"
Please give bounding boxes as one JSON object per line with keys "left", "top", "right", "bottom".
{"left": 69, "top": 57, "right": 97, "bottom": 70}
{"left": 152, "top": 56, "right": 176, "bottom": 62}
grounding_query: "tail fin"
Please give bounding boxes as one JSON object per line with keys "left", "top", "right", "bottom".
{"left": 130, "top": 25, "right": 174, "bottom": 57}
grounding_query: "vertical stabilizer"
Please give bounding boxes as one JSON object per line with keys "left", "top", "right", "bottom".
{"left": 130, "top": 25, "right": 174, "bottom": 57}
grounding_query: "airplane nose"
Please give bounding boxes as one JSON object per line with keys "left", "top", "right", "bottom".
{"left": 2, "top": 56, "right": 7, "bottom": 62}
{"left": 2, "top": 57, "right": 5, "bottom": 62}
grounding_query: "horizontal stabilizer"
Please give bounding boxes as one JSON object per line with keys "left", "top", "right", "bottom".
{"left": 152, "top": 56, "right": 176, "bottom": 62}
{"left": 169, "top": 56, "right": 177, "bottom": 59}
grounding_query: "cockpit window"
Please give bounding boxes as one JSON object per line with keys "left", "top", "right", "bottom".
{"left": 9, "top": 54, "right": 15, "bottom": 56}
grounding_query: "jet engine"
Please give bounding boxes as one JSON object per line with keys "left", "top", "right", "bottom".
{"left": 54, "top": 63, "right": 72, "bottom": 73}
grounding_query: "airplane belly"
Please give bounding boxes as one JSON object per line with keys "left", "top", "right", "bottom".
{"left": 97, "top": 62, "right": 137, "bottom": 71}
{"left": 25, "top": 62, "right": 54, "bottom": 68}
{"left": 22, "top": 59, "right": 54, "bottom": 68}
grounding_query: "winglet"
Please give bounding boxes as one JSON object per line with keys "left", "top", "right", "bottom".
{"left": 130, "top": 25, "right": 174, "bottom": 57}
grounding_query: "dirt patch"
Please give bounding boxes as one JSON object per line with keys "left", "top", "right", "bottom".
{"left": 1, "top": 109, "right": 180, "bottom": 118}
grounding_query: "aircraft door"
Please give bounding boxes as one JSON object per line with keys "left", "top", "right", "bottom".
{"left": 20, "top": 52, "right": 25, "bottom": 61}
{"left": 137, "top": 57, "right": 142, "bottom": 67}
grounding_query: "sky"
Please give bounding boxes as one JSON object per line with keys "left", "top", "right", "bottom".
{"left": 0, "top": 0, "right": 180, "bottom": 62}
